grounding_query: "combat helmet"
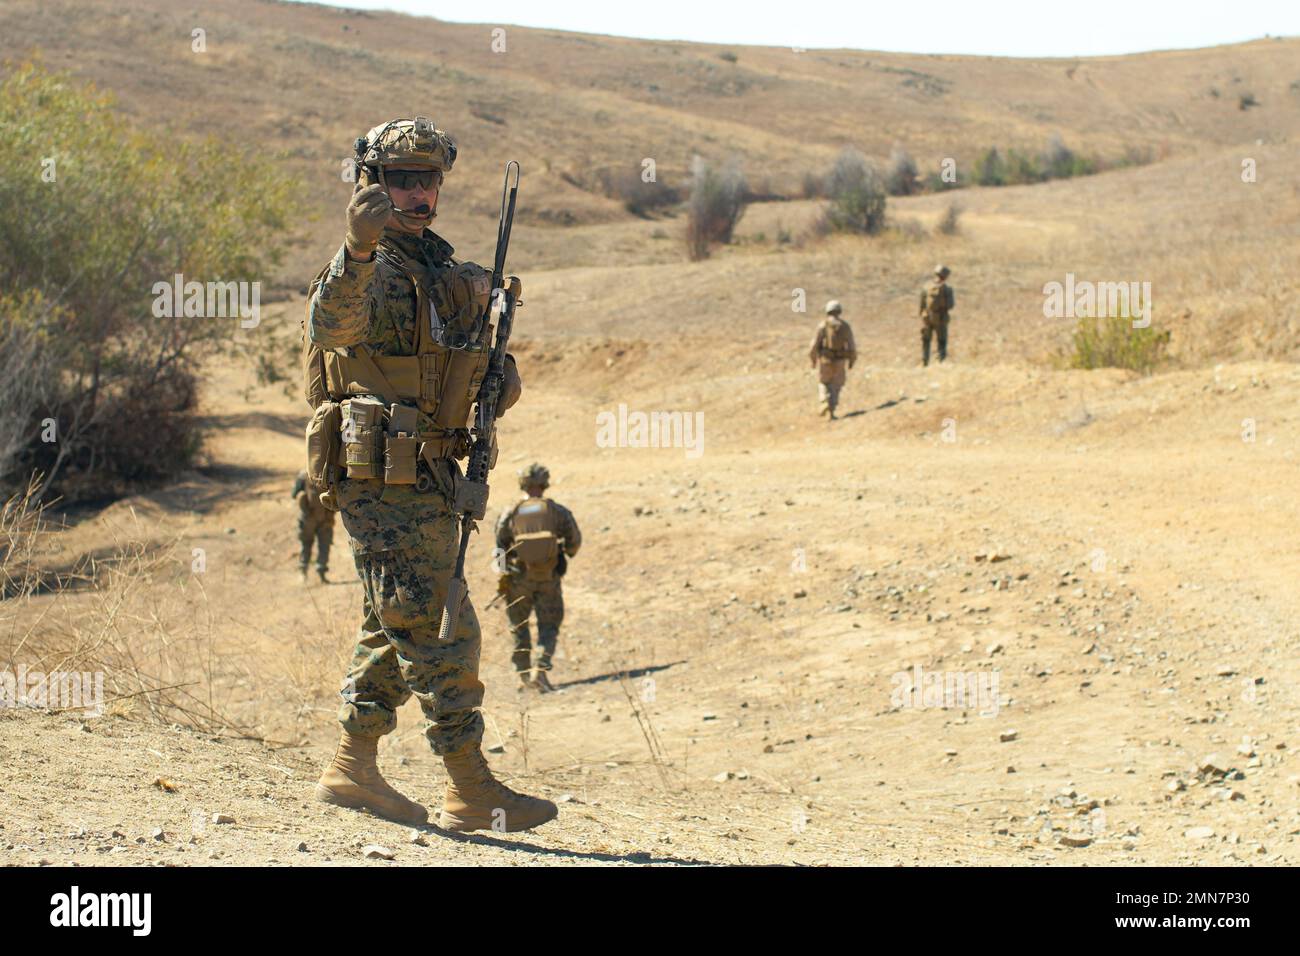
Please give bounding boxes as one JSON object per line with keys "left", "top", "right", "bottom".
{"left": 933, "top": 264, "right": 951, "bottom": 279}
{"left": 353, "top": 116, "right": 457, "bottom": 226}
{"left": 518, "top": 463, "right": 550, "bottom": 490}
{"left": 824, "top": 300, "right": 842, "bottom": 315}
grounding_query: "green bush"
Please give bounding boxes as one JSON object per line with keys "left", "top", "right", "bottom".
{"left": 1004, "top": 147, "right": 1044, "bottom": 185}
{"left": 974, "top": 147, "right": 1009, "bottom": 186}
{"left": 823, "top": 148, "right": 887, "bottom": 235}
{"left": 1064, "top": 307, "right": 1170, "bottom": 374}
{"left": 0, "top": 60, "right": 297, "bottom": 502}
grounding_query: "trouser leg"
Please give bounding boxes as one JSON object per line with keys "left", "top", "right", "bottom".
{"left": 298, "top": 517, "right": 314, "bottom": 571}
{"left": 505, "top": 581, "right": 535, "bottom": 679}
{"left": 349, "top": 545, "right": 485, "bottom": 755}
{"left": 316, "top": 522, "right": 333, "bottom": 573}
{"left": 337, "top": 589, "right": 412, "bottom": 738}
{"left": 532, "top": 580, "right": 565, "bottom": 671}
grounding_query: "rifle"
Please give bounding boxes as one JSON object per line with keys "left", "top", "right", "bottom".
{"left": 438, "top": 161, "right": 521, "bottom": 642}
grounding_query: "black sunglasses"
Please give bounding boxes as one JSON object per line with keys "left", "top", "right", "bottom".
{"left": 385, "top": 168, "right": 442, "bottom": 191}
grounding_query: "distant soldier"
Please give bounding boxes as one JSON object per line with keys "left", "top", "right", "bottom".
{"left": 292, "top": 469, "right": 335, "bottom": 583}
{"left": 808, "top": 300, "right": 857, "bottom": 420}
{"left": 919, "top": 264, "right": 954, "bottom": 366}
{"left": 495, "top": 464, "right": 581, "bottom": 692}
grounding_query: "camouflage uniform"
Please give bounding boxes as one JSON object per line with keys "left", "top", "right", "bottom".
{"left": 809, "top": 301, "right": 856, "bottom": 418}
{"left": 292, "top": 470, "right": 336, "bottom": 576}
{"left": 308, "top": 229, "right": 518, "bottom": 755}
{"left": 495, "top": 495, "right": 581, "bottom": 679}
{"left": 920, "top": 266, "right": 954, "bottom": 366}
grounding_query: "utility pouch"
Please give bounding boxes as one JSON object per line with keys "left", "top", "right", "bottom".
{"left": 383, "top": 403, "right": 420, "bottom": 485}
{"left": 388, "top": 403, "right": 419, "bottom": 435}
{"left": 305, "top": 400, "right": 343, "bottom": 507}
{"left": 384, "top": 434, "right": 419, "bottom": 485}
{"left": 452, "top": 476, "right": 490, "bottom": 520}
{"left": 341, "top": 396, "right": 385, "bottom": 480}
{"left": 431, "top": 344, "right": 491, "bottom": 430}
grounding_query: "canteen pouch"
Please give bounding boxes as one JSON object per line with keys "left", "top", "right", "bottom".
{"left": 305, "top": 400, "right": 342, "bottom": 508}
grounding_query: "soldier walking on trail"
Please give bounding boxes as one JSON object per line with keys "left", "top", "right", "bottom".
{"left": 920, "top": 264, "right": 955, "bottom": 366}
{"left": 292, "top": 470, "right": 335, "bottom": 584}
{"left": 809, "top": 300, "right": 857, "bottom": 420}
{"left": 303, "top": 116, "right": 556, "bottom": 833}
{"left": 495, "top": 463, "right": 581, "bottom": 693}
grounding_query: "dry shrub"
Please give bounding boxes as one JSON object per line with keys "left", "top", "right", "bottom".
{"left": 936, "top": 201, "right": 963, "bottom": 236}
{"left": 685, "top": 156, "right": 748, "bottom": 261}
{"left": 1062, "top": 310, "right": 1171, "bottom": 374}
{"left": 591, "top": 166, "right": 681, "bottom": 217}
{"left": 885, "top": 144, "right": 919, "bottom": 196}
{"left": 823, "top": 149, "right": 887, "bottom": 235}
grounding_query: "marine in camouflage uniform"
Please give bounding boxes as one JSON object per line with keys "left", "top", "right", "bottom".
{"left": 292, "top": 470, "right": 336, "bottom": 583}
{"left": 494, "top": 464, "right": 581, "bottom": 692}
{"left": 920, "top": 264, "right": 954, "bottom": 366}
{"left": 809, "top": 300, "right": 857, "bottom": 420}
{"left": 307, "top": 117, "right": 555, "bottom": 833}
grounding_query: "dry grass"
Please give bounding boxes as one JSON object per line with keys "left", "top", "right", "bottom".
{"left": 0, "top": 494, "right": 347, "bottom": 745}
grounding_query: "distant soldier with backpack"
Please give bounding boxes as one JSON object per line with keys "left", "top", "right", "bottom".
{"left": 919, "top": 264, "right": 955, "bottom": 366}
{"left": 292, "top": 469, "right": 336, "bottom": 583}
{"left": 809, "top": 300, "right": 857, "bottom": 420}
{"left": 495, "top": 463, "right": 582, "bottom": 692}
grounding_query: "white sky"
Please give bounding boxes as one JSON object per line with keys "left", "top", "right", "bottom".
{"left": 294, "top": 0, "right": 1300, "bottom": 57}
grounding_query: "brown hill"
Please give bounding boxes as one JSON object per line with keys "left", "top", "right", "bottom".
{"left": 2, "top": 1, "right": 1299, "bottom": 867}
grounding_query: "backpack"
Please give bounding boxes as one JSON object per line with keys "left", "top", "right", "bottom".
{"left": 926, "top": 281, "right": 952, "bottom": 320}
{"left": 511, "top": 498, "right": 561, "bottom": 581}
{"left": 819, "top": 318, "right": 853, "bottom": 360}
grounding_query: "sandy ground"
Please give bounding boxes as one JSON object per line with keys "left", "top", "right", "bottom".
{"left": 3, "top": 348, "right": 1298, "bottom": 866}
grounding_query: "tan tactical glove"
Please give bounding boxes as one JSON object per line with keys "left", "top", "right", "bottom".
{"left": 497, "top": 573, "right": 512, "bottom": 595}
{"left": 345, "top": 182, "right": 393, "bottom": 259}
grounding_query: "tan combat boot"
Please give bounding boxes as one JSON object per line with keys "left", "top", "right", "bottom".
{"left": 314, "top": 730, "right": 428, "bottom": 825}
{"left": 439, "top": 745, "right": 558, "bottom": 833}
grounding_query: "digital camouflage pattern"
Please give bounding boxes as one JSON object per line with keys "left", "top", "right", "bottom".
{"left": 310, "top": 231, "right": 460, "bottom": 356}
{"left": 293, "top": 470, "right": 336, "bottom": 573}
{"left": 332, "top": 471, "right": 485, "bottom": 754}
{"left": 495, "top": 496, "right": 581, "bottom": 675}
{"left": 308, "top": 226, "right": 499, "bottom": 755}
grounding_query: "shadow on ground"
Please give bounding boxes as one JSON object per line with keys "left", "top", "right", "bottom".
{"left": 554, "top": 661, "right": 686, "bottom": 691}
